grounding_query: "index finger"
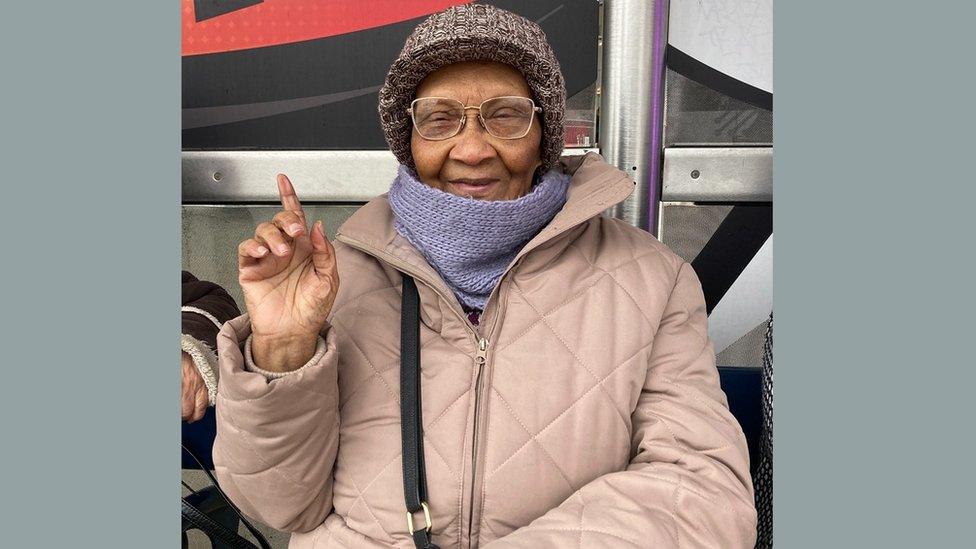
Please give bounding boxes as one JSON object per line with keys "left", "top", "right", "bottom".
{"left": 277, "top": 174, "right": 306, "bottom": 217}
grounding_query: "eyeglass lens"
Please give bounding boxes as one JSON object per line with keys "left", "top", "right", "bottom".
{"left": 412, "top": 97, "right": 535, "bottom": 140}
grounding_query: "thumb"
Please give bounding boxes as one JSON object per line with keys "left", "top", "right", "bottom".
{"left": 309, "top": 221, "right": 337, "bottom": 278}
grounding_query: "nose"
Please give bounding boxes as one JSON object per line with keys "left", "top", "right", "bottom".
{"left": 448, "top": 112, "right": 497, "bottom": 166}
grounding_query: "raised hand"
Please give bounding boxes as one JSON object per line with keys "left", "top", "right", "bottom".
{"left": 237, "top": 174, "right": 339, "bottom": 372}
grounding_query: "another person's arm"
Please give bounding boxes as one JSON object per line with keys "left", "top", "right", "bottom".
{"left": 181, "top": 270, "right": 241, "bottom": 421}
{"left": 484, "top": 263, "right": 757, "bottom": 548}
{"left": 213, "top": 174, "right": 342, "bottom": 532}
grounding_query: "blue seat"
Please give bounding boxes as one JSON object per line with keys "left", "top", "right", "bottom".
{"left": 183, "top": 406, "right": 217, "bottom": 470}
{"left": 717, "top": 366, "right": 763, "bottom": 475}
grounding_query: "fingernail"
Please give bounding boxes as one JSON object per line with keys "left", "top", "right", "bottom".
{"left": 256, "top": 246, "right": 268, "bottom": 256}
{"left": 278, "top": 245, "right": 290, "bottom": 255}
{"left": 289, "top": 223, "right": 304, "bottom": 235}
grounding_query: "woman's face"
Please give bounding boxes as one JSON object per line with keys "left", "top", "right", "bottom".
{"left": 410, "top": 61, "right": 543, "bottom": 201}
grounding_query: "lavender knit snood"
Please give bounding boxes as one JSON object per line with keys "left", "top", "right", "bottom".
{"left": 389, "top": 166, "right": 570, "bottom": 310}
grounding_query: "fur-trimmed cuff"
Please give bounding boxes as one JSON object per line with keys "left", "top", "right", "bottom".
{"left": 181, "top": 333, "right": 219, "bottom": 405}
{"left": 243, "top": 335, "right": 327, "bottom": 379}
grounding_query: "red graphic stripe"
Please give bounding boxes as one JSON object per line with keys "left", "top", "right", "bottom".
{"left": 182, "top": 0, "right": 470, "bottom": 57}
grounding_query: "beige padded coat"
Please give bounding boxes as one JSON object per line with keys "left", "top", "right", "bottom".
{"left": 214, "top": 153, "right": 757, "bottom": 548}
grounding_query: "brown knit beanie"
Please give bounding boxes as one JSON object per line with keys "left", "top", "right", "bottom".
{"left": 378, "top": 4, "right": 566, "bottom": 173}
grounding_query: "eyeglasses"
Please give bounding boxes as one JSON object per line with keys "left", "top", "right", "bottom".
{"left": 407, "top": 96, "right": 542, "bottom": 141}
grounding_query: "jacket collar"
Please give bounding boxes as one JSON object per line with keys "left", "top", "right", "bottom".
{"left": 334, "top": 153, "right": 635, "bottom": 305}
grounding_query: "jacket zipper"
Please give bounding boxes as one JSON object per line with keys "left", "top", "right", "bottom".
{"left": 466, "top": 337, "right": 489, "bottom": 546}
{"left": 334, "top": 235, "right": 511, "bottom": 548}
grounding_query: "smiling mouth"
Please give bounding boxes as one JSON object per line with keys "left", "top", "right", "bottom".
{"left": 449, "top": 178, "right": 499, "bottom": 187}
{"left": 447, "top": 178, "right": 501, "bottom": 198}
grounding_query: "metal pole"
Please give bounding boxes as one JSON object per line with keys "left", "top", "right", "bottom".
{"left": 600, "top": 0, "right": 668, "bottom": 234}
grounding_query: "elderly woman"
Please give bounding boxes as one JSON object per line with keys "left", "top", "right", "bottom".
{"left": 214, "top": 5, "right": 756, "bottom": 549}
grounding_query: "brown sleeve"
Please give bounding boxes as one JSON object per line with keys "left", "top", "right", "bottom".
{"left": 182, "top": 270, "right": 241, "bottom": 350}
{"left": 483, "top": 263, "right": 757, "bottom": 548}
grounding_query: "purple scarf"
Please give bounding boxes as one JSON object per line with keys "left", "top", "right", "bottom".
{"left": 388, "top": 166, "right": 570, "bottom": 310}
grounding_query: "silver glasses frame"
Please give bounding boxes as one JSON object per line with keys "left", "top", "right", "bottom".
{"left": 406, "top": 96, "right": 543, "bottom": 141}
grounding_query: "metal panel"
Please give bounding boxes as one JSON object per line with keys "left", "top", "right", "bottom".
{"left": 600, "top": 0, "right": 665, "bottom": 231}
{"left": 183, "top": 150, "right": 397, "bottom": 203}
{"left": 664, "top": 68, "right": 772, "bottom": 146}
{"left": 662, "top": 147, "right": 772, "bottom": 202}
{"left": 182, "top": 149, "right": 599, "bottom": 203}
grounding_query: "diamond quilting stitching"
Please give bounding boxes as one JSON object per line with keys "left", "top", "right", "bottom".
{"left": 337, "top": 356, "right": 400, "bottom": 410}
{"left": 495, "top": 248, "right": 664, "bottom": 354}
{"left": 491, "top": 387, "right": 575, "bottom": 492}
{"left": 338, "top": 331, "right": 400, "bottom": 405}
{"left": 422, "top": 429, "right": 462, "bottom": 482}
{"left": 219, "top": 404, "right": 323, "bottom": 490}
{"left": 495, "top": 271, "right": 610, "bottom": 354}
{"left": 510, "top": 282, "right": 631, "bottom": 431}
{"left": 341, "top": 387, "right": 469, "bottom": 520}
{"left": 423, "top": 387, "right": 472, "bottom": 433}
{"left": 342, "top": 451, "right": 400, "bottom": 524}
{"left": 330, "top": 284, "right": 398, "bottom": 318}
{"left": 569, "top": 245, "right": 661, "bottom": 329}
{"left": 344, "top": 466, "right": 394, "bottom": 541}
{"left": 578, "top": 244, "right": 667, "bottom": 277}
{"left": 334, "top": 318, "right": 465, "bottom": 411}
{"left": 485, "top": 337, "right": 655, "bottom": 479}
{"left": 479, "top": 513, "right": 501, "bottom": 541}
{"left": 672, "top": 290, "right": 709, "bottom": 343}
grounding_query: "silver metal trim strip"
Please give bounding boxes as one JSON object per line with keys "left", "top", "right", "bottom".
{"left": 662, "top": 147, "right": 772, "bottom": 202}
{"left": 182, "top": 149, "right": 599, "bottom": 203}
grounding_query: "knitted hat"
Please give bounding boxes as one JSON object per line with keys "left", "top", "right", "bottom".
{"left": 378, "top": 4, "right": 566, "bottom": 173}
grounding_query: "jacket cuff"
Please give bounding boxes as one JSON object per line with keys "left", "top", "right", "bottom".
{"left": 243, "top": 334, "right": 327, "bottom": 379}
{"left": 181, "top": 333, "right": 219, "bottom": 405}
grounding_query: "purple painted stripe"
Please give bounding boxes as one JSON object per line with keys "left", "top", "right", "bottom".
{"left": 647, "top": 0, "right": 668, "bottom": 235}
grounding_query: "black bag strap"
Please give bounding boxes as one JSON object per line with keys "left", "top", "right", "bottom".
{"left": 181, "top": 442, "right": 273, "bottom": 549}
{"left": 400, "top": 275, "right": 440, "bottom": 549}
{"left": 181, "top": 497, "right": 255, "bottom": 549}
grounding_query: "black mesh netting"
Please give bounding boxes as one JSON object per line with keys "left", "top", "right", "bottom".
{"left": 755, "top": 312, "right": 773, "bottom": 548}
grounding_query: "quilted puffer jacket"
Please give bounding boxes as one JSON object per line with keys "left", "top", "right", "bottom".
{"left": 214, "top": 153, "right": 757, "bottom": 548}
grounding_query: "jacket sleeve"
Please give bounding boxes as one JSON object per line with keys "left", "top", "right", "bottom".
{"left": 212, "top": 314, "right": 340, "bottom": 533}
{"left": 484, "top": 262, "right": 757, "bottom": 548}
{"left": 181, "top": 271, "right": 242, "bottom": 404}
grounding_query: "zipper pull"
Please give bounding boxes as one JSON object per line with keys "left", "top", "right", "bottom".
{"left": 475, "top": 338, "right": 489, "bottom": 366}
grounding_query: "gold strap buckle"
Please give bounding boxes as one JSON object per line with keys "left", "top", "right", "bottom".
{"left": 406, "top": 502, "right": 433, "bottom": 535}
